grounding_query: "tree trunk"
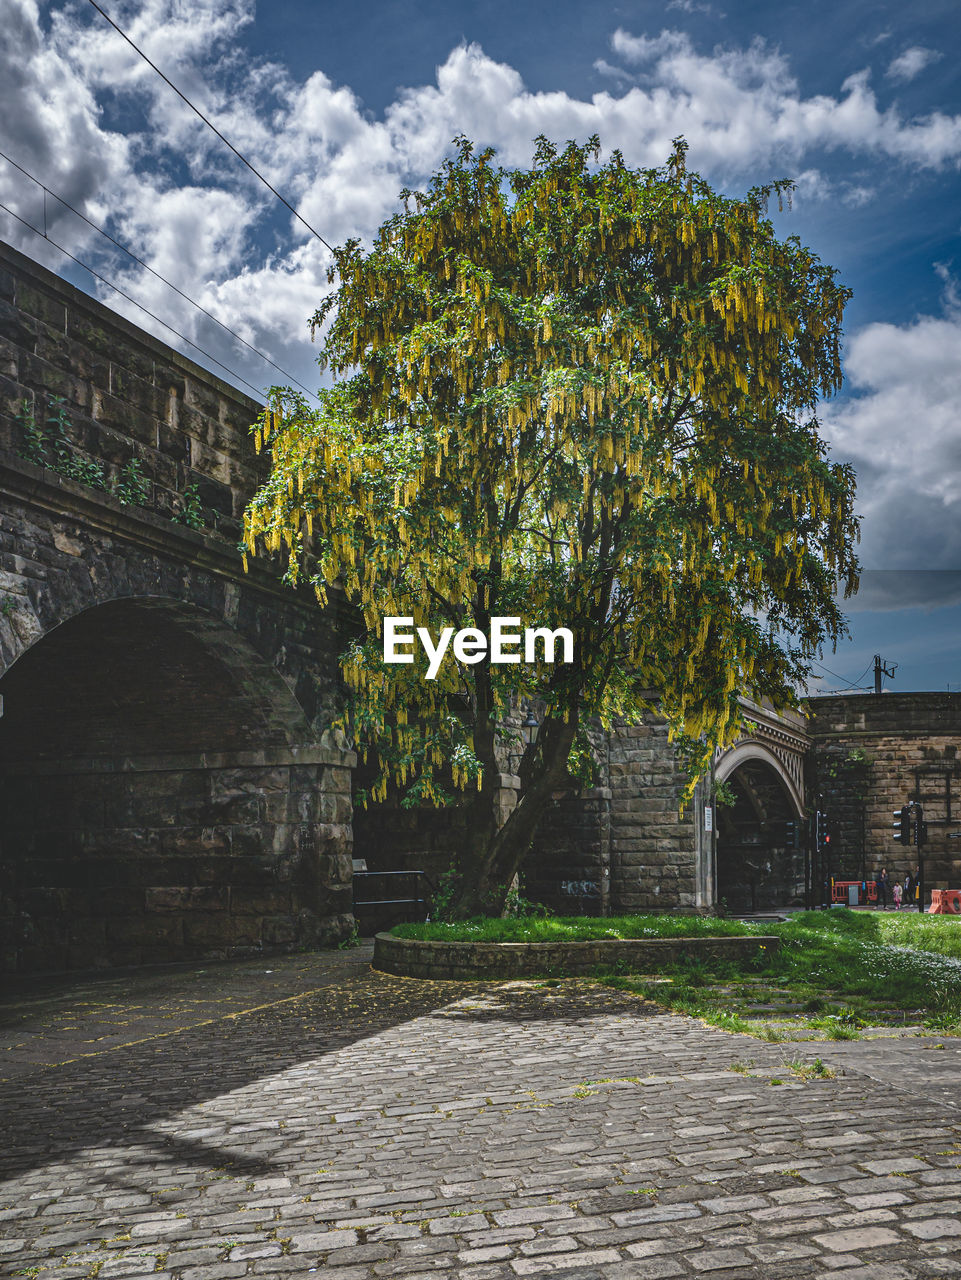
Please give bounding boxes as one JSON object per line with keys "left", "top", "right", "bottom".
{"left": 449, "top": 715, "right": 577, "bottom": 917}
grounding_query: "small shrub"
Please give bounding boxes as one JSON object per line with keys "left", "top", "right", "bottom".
{"left": 16, "top": 398, "right": 46, "bottom": 464}
{"left": 114, "top": 457, "right": 151, "bottom": 506}
{"left": 174, "top": 481, "right": 205, "bottom": 529}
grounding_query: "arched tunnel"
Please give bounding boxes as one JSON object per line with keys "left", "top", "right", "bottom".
{"left": 0, "top": 597, "right": 351, "bottom": 973}
{"left": 715, "top": 753, "right": 806, "bottom": 912}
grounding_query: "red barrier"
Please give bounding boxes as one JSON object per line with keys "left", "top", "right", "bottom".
{"left": 929, "top": 889, "right": 961, "bottom": 914}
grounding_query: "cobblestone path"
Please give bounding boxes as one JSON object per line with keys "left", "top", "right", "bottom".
{"left": 2, "top": 948, "right": 961, "bottom": 1279}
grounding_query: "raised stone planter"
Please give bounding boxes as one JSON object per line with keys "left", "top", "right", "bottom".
{"left": 372, "top": 931, "right": 779, "bottom": 981}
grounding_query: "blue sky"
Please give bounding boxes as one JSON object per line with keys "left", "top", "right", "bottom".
{"left": 4, "top": 0, "right": 961, "bottom": 693}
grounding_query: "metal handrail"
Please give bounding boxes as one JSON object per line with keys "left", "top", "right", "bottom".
{"left": 352, "top": 869, "right": 432, "bottom": 920}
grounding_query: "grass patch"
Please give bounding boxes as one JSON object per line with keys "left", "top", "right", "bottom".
{"left": 397, "top": 909, "right": 961, "bottom": 1036}
{"left": 788, "top": 1056, "right": 835, "bottom": 1080}
{"left": 393, "top": 914, "right": 756, "bottom": 943}
{"left": 615, "top": 911, "right": 961, "bottom": 1037}
{"left": 767, "top": 911, "right": 961, "bottom": 1018}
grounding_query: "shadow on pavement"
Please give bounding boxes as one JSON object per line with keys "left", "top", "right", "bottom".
{"left": 0, "top": 948, "right": 659, "bottom": 1183}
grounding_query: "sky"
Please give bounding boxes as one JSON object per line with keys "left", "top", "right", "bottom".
{"left": 3, "top": 0, "right": 961, "bottom": 693}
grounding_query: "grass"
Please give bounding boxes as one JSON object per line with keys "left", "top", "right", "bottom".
{"left": 393, "top": 914, "right": 757, "bottom": 943}
{"left": 397, "top": 909, "right": 961, "bottom": 1037}
{"left": 607, "top": 911, "right": 961, "bottom": 1037}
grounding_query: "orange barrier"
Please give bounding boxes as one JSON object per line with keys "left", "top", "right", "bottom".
{"left": 831, "top": 880, "right": 878, "bottom": 906}
{"left": 929, "top": 889, "right": 961, "bottom": 914}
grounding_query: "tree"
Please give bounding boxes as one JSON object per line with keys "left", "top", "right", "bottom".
{"left": 244, "top": 135, "right": 859, "bottom": 917}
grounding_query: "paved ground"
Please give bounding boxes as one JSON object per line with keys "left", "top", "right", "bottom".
{"left": 2, "top": 947, "right": 961, "bottom": 1280}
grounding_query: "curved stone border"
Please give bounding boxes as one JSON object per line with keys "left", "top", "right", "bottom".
{"left": 373, "top": 931, "right": 780, "bottom": 981}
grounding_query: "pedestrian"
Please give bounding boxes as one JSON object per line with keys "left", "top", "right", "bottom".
{"left": 893, "top": 881, "right": 902, "bottom": 909}
{"left": 876, "top": 866, "right": 889, "bottom": 909}
{"left": 904, "top": 870, "right": 914, "bottom": 910}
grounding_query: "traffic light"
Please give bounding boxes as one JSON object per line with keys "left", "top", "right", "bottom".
{"left": 822, "top": 814, "right": 832, "bottom": 846}
{"left": 918, "top": 820, "right": 928, "bottom": 848}
{"left": 893, "top": 806, "right": 910, "bottom": 843}
{"left": 785, "top": 819, "right": 797, "bottom": 847}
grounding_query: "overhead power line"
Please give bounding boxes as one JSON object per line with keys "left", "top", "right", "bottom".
{"left": 809, "top": 658, "right": 873, "bottom": 693}
{"left": 85, "top": 0, "right": 335, "bottom": 252}
{"left": 0, "top": 148, "right": 319, "bottom": 403}
{"left": 1, "top": 198, "right": 270, "bottom": 400}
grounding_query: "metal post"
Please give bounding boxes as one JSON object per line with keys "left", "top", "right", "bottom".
{"left": 916, "top": 802, "right": 925, "bottom": 914}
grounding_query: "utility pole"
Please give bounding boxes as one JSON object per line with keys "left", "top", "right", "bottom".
{"left": 874, "top": 655, "right": 897, "bottom": 695}
{"left": 816, "top": 804, "right": 833, "bottom": 907}
{"left": 916, "top": 802, "right": 926, "bottom": 915}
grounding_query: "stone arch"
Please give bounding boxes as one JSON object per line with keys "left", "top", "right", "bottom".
{"left": 715, "top": 740, "right": 805, "bottom": 818}
{"left": 0, "top": 595, "right": 313, "bottom": 754}
{"left": 0, "top": 539, "right": 342, "bottom": 738}
{"left": 713, "top": 742, "right": 806, "bottom": 913}
{"left": 0, "top": 596, "right": 353, "bottom": 974}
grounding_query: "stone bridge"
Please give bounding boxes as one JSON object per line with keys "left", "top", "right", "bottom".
{"left": 0, "top": 242, "right": 354, "bottom": 973}
{"left": 6, "top": 239, "right": 960, "bottom": 969}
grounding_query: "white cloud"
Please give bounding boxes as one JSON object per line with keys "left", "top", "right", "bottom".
{"left": 822, "top": 282, "right": 961, "bottom": 571}
{"left": 592, "top": 58, "right": 634, "bottom": 85}
{"left": 0, "top": 0, "right": 128, "bottom": 252}
{"left": 667, "top": 0, "right": 719, "bottom": 14}
{"left": 611, "top": 29, "right": 694, "bottom": 63}
{"left": 886, "top": 46, "right": 942, "bottom": 84}
{"left": 6, "top": 4, "right": 961, "bottom": 430}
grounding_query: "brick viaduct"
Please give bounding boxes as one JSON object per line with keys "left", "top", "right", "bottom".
{"left": 2, "top": 241, "right": 960, "bottom": 973}
{"left": 0, "top": 241, "right": 356, "bottom": 973}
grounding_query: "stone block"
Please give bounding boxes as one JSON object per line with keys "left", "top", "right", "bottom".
{"left": 64, "top": 941, "right": 108, "bottom": 969}
{"left": 87, "top": 887, "right": 145, "bottom": 917}
{"left": 110, "top": 365, "right": 166, "bottom": 418}
{"left": 161, "top": 828, "right": 231, "bottom": 857}
{"left": 262, "top": 916, "right": 298, "bottom": 944}
{"left": 16, "top": 283, "right": 66, "bottom": 332}
{"left": 67, "top": 916, "right": 107, "bottom": 945}
{"left": 182, "top": 913, "right": 262, "bottom": 947}
{"left": 157, "top": 421, "right": 191, "bottom": 464}
{"left": 227, "top": 825, "right": 271, "bottom": 858}
{"left": 92, "top": 388, "right": 158, "bottom": 446}
{"left": 318, "top": 791, "right": 353, "bottom": 824}
{"left": 0, "top": 300, "right": 40, "bottom": 350}
{"left": 211, "top": 766, "right": 288, "bottom": 795}
{"left": 145, "top": 886, "right": 229, "bottom": 913}
{"left": 108, "top": 916, "right": 185, "bottom": 946}
{"left": 190, "top": 471, "right": 233, "bottom": 517}
{"left": 216, "top": 794, "right": 268, "bottom": 824}
{"left": 229, "top": 889, "right": 294, "bottom": 916}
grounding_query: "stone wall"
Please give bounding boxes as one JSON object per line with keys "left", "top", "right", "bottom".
{"left": 526, "top": 708, "right": 702, "bottom": 914}
{"left": 0, "top": 240, "right": 261, "bottom": 543}
{"left": 2, "top": 745, "right": 352, "bottom": 972}
{"left": 0, "top": 242, "right": 355, "bottom": 973}
{"left": 607, "top": 714, "right": 700, "bottom": 912}
{"left": 807, "top": 693, "right": 961, "bottom": 891}
{"left": 526, "top": 785, "right": 611, "bottom": 916}
{"left": 357, "top": 699, "right": 702, "bottom": 922}
{"left": 373, "top": 930, "right": 779, "bottom": 980}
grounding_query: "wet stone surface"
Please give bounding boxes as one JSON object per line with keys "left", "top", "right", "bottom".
{"left": 1, "top": 945, "right": 960, "bottom": 1278}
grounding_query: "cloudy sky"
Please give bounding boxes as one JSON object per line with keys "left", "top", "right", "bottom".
{"left": 4, "top": 0, "right": 961, "bottom": 692}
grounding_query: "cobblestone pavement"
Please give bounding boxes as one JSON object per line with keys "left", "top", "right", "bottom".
{"left": 2, "top": 948, "right": 961, "bottom": 1279}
